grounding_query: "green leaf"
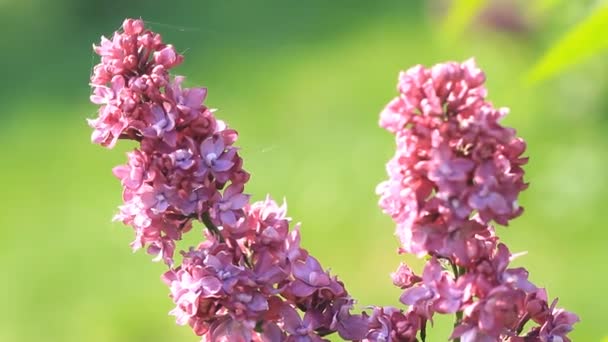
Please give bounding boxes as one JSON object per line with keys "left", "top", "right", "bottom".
{"left": 531, "top": 0, "right": 564, "bottom": 15}
{"left": 441, "top": 0, "right": 487, "bottom": 40}
{"left": 526, "top": 3, "right": 608, "bottom": 84}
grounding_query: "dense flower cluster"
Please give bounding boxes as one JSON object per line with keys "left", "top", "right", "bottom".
{"left": 90, "top": 19, "right": 578, "bottom": 342}
{"left": 377, "top": 60, "right": 578, "bottom": 340}
{"left": 90, "top": 19, "right": 370, "bottom": 341}
{"left": 89, "top": 18, "right": 249, "bottom": 265}
{"left": 161, "top": 197, "right": 369, "bottom": 341}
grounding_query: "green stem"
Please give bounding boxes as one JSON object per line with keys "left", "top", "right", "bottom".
{"left": 452, "top": 262, "right": 465, "bottom": 342}
{"left": 201, "top": 212, "right": 225, "bottom": 243}
{"left": 515, "top": 313, "right": 530, "bottom": 335}
{"left": 451, "top": 261, "right": 459, "bottom": 278}
{"left": 420, "top": 318, "right": 427, "bottom": 342}
{"left": 454, "top": 310, "right": 463, "bottom": 339}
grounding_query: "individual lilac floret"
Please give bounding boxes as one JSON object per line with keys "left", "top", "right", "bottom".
{"left": 400, "top": 257, "right": 463, "bottom": 320}
{"left": 363, "top": 306, "right": 421, "bottom": 342}
{"left": 502, "top": 293, "right": 579, "bottom": 342}
{"left": 142, "top": 103, "right": 177, "bottom": 146}
{"left": 391, "top": 263, "right": 422, "bottom": 289}
{"left": 112, "top": 149, "right": 153, "bottom": 190}
{"left": 198, "top": 136, "right": 236, "bottom": 177}
{"left": 213, "top": 183, "right": 249, "bottom": 226}
{"left": 287, "top": 255, "right": 345, "bottom": 300}
{"left": 170, "top": 148, "right": 195, "bottom": 170}
{"left": 328, "top": 298, "right": 370, "bottom": 340}
{"left": 199, "top": 317, "right": 258, "bottom": 342}
{"left": 166, "top": 76, "right": 208, "bottom": 120}
{"left": 280, "top": 305, "right": 326, "bottom": 342}
{"left": 452, "top": 285, "right": 527, "bottom": 340}
{"left": 534, "top": 302, "right": 579, "bottom": 342}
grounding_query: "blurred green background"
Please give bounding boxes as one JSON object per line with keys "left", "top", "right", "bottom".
{"left": 1, "top": 0, "right": 606, "bottom": 341}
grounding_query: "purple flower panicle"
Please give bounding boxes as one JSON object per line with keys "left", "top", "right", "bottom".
{"left": 90, "top": 18, "right": 249, "bottom": 265}
{"left": 377, "top": 60, "right": 578, "bottom": 340}
{"left": 161, "top": 197, "right": 368, "bottom": 341}
{"left": 90, "top": 20, "right": 578, "bottom": 341}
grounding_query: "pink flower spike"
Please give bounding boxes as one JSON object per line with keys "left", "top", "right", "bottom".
{"left": 88, "top": 21, "right": 579, "bottom": 341}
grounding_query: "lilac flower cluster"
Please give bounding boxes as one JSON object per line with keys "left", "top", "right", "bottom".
{"left": 89, "top": 18, "right": 249, "bottom": 265}
{"left": 90, "top": 19, "right": 578, "bottom": 342}
{"left": 90, "top": 19, "right": 369, "bottom": 341}
{"left": 161, "top": 197, "right": 371, "bottom": 340}
{"left": 377, "top": 59, "right": 579, "bottom": 341}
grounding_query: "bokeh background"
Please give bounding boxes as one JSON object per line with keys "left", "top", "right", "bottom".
{"left": 1, "top": 0, "right": 607, "bottom": 341}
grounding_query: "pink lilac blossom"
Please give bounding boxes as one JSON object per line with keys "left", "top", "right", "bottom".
{"left": 363, "top": 306, "right": 421, "bottom": 342}
{"left": 378, "top": 59, "right": 528, "bottom": 257}
{"left": 378, "top": 60, "right": 578, "bottom": 340}
{"left": 161, "top": 198, "right": 368, "bottom": 341}
{"left": 91, "top": 19, "right": 578, "bottom": 342}
{"left": 400, "top": 257, "right": 463, "bottom": 320}
{"left": 90, "top": 19, "right": 371, "bottom": 340}
{"left": 89, "top": 18, "right": 250, "bottom": 265}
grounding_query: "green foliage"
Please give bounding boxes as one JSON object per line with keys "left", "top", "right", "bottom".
{"left": 441, "top": 0, "right": 487, "bottom": 39}
{"left": 531, "top": 0, "right": 564, "bottom": 15}
{"left": 527, "top": 3, "right": 608, "bottom": 83}
{"left": 0, "top": 1, "right": 606, "bottom": 341}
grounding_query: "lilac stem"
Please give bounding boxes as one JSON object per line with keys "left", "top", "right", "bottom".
{"left": 201, "top": 211, "right": 225, "bottom": 243}
{"left": 452, "top": 261, "right": 465, "bottom": 342}
{"left": 454, "top": 310, "right": 463, "bottom": 342}
{"left": 420, "top": 318, "right": 427, "bottom": 342}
